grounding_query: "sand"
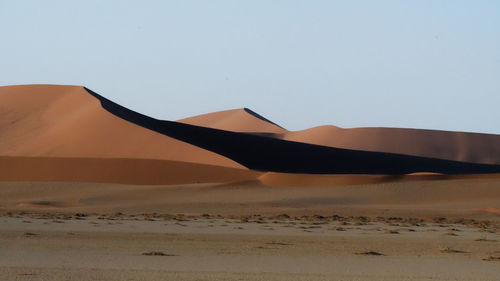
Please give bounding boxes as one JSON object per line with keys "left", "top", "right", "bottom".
{"left": 177, "top": 108, "right": 285, "bottom": 134}
{"left": 4, "top": 85, "right": 500, "bottom": 176}
{"left": 87, "top": 86, "right": 500, "bottom": 174}
{"left": 2, "top": 177, "right": 500, "bottom": 222}
{"left": 1, "top": 210, "right": 500, "bottom": 281}
{"left": 2, "top": 177, "right": 500, "bottom": 280}
{"left": 0, "top": 156, "right": 261, "bottom": 185}
{"left": 2, "top": 84, "right": 500, "bottom": 280}
{"left": 282, "top": 125, "right": 500, "bottom": 165}
{"left": 0, "top": 85, "right": 242, "bottom": 168}
{"left": 178, "top": 106, "right": 500, "bottom": 165}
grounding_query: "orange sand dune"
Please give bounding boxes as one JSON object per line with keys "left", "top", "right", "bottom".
{"left": 178, "top": 108, "right": 285, "bottom": 134}
{"left": 0, "top": 85, "right": 242, "bottom": 168}
{"left": 281, "top": 125, "right": 500, "bottom": 165}
{"left": 0, "top": 156, "right": 260, "bottom": 185}
{"left": 176, "top": 105, "right": 500, "bottom": 165}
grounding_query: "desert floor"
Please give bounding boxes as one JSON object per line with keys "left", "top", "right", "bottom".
{"left": 1, "top": 179, "right": 500, "bottom": 280}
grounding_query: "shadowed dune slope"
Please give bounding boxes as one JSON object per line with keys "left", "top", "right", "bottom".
{"left": 178, "top": 108, "right": 286, "bottom": 134}
{"left": 0, "top": 156, "right": 260, "bottom": 185}
{"left": 84, "top": 87, "right": 500, "bottom": 175}
{"left": 0, "top": 85, "right": 243, "bottom": 168}
{"left": 282, "top": 125, "right": 500, "bottom": 165}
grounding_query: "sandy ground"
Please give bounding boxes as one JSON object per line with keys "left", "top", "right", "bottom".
{"left": 1, "top": 179, "right": 500, "bottom": 280}
{"left": 2, "top": 178, "right": 500, "bottom": 220}
{"left": 1, "top": 213, "right": 500, "bottom": 281}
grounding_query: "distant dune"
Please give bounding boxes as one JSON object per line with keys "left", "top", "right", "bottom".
{"left": 0, "top": 85, "right": 243, "bottom": 168}
{"left": 178, "top": 108, "right": 285, "bottom": 134}
{"left": 177, "top": 105, "right": 500, "bottom": 165}
{"left": 282, "top": 125, "right": 500, "bottom": 165}
{"left": 180, "top": 110, "right": 500, "bottom": 165}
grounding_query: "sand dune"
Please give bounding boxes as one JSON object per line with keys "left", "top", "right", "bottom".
{"left": 178, "top": 107, "right": 285, "bottom": 134}
{"left": 281, "top": 125, "right": 500, "bottom": 165}
{"left": 175, "top": 102, "right": 500, "bottom": 166}
{"left": 0, "top": 85, "right": 243, "bottom": 168}
{"left": 85, "top": 87, "right": 500, "bottom": 175}
{"left": 0, "top": 156, "right": 260, "bottom": 185}
{"left": 3, "top": 84, "right": 500, "bottom": 178}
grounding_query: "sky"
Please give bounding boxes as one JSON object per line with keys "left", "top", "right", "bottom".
{"left": 1, "top": 0, "right": 499, "bottom": 133}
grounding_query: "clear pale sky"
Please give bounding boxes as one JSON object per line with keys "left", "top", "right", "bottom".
{"left": 1, "top": 1, "right": 499, "bottom": 133}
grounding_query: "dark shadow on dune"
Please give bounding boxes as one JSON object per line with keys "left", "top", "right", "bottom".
{"left": 245, "top": 132, "right": 283, "bottom": 138}
{"left": 84, "top": 87, "right": 500, "bottom": 175}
